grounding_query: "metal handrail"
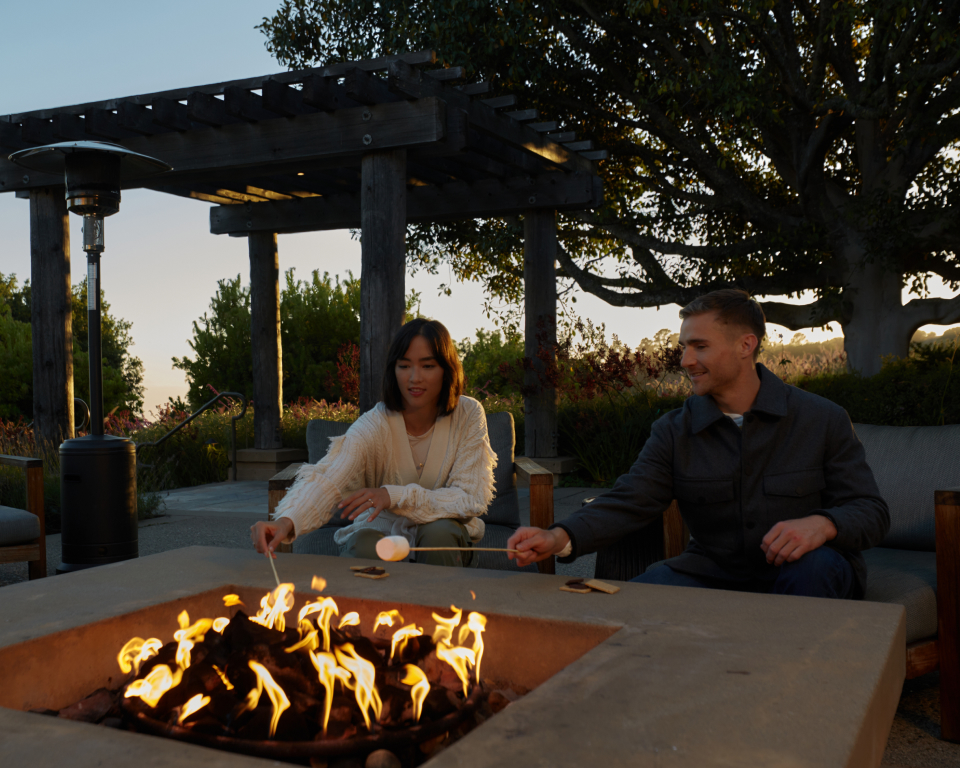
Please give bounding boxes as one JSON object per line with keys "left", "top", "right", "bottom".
{"left": 135, "top": 392, "right": 248, "bottom": 481}
{"left": 74, "top": 398, "right": 90, "bottom": 432}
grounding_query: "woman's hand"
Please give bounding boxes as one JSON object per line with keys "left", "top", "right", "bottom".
{"left": 250, "top": 518, "right": 295, "bottom": 557}
{"left": 339, "top": 487, "right": 392, "bottom": 522}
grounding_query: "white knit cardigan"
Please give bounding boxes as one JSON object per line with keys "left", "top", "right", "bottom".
{"left": 275, "top": 396, "right": 497, "bottom": 546}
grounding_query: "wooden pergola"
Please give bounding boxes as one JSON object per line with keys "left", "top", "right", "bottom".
{"left": 0, "top": 51, "right": 603, "bottom": 465}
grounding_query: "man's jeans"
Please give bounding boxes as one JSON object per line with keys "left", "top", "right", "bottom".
{"left": 630, "top": 546, "right": 856, "bottom": 599}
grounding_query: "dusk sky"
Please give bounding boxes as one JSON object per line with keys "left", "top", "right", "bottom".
{"left": 1, "top": 1, "right": 952, "bottom": 415}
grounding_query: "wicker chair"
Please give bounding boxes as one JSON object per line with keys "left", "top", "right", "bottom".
{"left": 0, "top": 454, "right": 46, "bottom": 580}
{"left": 268, "top": 411, "right": 554, "bottom": 573}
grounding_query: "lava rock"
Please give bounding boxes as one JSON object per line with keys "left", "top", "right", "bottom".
{"left": 58, "top": 688, "right": 115, "bottom": 723}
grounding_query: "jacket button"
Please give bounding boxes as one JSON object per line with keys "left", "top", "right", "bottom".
{"left": 745, "top": 522, "right": 756, "bottom": 530}
{"left": 795, "top": 489, "right": 802, "bottom": 496}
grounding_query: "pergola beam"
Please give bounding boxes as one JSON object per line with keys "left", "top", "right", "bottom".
{"left": 0, "top": 99, "right": 448, "bottom": 192}
{"left": 210, "top": 173, "right": 602, "bottom": 235}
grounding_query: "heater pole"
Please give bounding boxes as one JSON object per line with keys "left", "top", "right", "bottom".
{"left": 83, "top": 215, "right": 105, "bottom": 436}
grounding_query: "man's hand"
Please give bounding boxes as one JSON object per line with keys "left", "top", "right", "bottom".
{"left": 250, "top": 518, "right": 295, "bottom": 558}
{"left": 507, "top": 527, "right": 570, "bottom": 568}
{"left": 761, "top": 514, "right": 837, "bottom": 566}
{"left": 338, "top": 487, "right": 391, "bottom": 521}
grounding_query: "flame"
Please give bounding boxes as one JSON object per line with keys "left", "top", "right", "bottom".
{"left": 212, "top": 664, "right": 234, "bottom": 690}
{"left": 173, "top": 611, "right": 213, "bottom": 670}
{"left": 436, "top": 643, "right": 475, "bottom": 696}
{"left": 245, "top": 661, "right": 291, "bottom": 738}
{"left": 309, "top": 650, "right": 350, "bottom": 736}
{"left": 285, "top": 620, "right": 319, "bottom": 653}
{"left": 212, "top": 617, "right": 230, "bottom": 633}
{"left": 338, "top": 612, "right": 360, "bottom": 629}
{"left": 298, "top": 597, "right": 339, "bottom": 651}
{"left": 335, "top": 643, "right": 383, "bottom": 730}
{"left": 470, "top": 590, "right": 476, "bottom": 600}
{"left": 431, "top": 605, "right": 462, "bottom": 645}
{"left": 117, "top": 637, "right": 162, "bottom": 675}
{"left": 459, "top": 612, "right": 487, "bottom": 682}
{"left": 401, "top": 664, "right": 430, "bottom": 722}
{"left": 373, "top": 609, "right": 404, "bottom": 633}
{"left": 311, "top": 575, "right": 327, "bottom": 592}
{"left": 124, "top": 664, "right": 183, "bottom": 708}
{"left": 250, "top": 583, "right": 296, "bottom": 633}
{"left": 389, "top": 624, "right": 423, "bottom": 663}
{"left": 223, "top": 594, "right": 244, "bottom": 607}
{"left": 178, "top": 693, "right": 211, "bottom": 725}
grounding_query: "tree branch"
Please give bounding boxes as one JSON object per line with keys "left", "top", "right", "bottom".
{"left": 758, "top": 297, "right": 845, "bottom": 329}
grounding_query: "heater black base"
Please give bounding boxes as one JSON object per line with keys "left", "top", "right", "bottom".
{"left": 57, "top": 554, "right": 138, "bottom": 575}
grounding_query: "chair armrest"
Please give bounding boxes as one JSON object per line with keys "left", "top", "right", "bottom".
{"left": 268, "top": 463, "right": 304, "bottom": 521}
{"left": 515, "top": 457, "right": 555, "bottom": 575}
{"left": 662, "top": 500, "right": 687, "bottom": 559}
{"left": 936, "top": 489, "right": 960, "bottom": 740}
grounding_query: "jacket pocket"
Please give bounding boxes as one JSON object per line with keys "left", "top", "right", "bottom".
{"left": 674, "top": 478, "right": 735, "bottom": 505}
{"left": 763, "top": 469, "right": 825, "bottom": 498}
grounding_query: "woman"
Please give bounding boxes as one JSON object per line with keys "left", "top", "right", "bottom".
{"left": 250, "top": 318, "right": 496, "bottom": 567}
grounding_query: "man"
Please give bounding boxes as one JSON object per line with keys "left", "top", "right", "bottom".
{"left": 508, "top": 289, "right": 889, "bottom": 599}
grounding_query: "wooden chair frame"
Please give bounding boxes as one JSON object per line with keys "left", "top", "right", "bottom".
{"left": 0, "top": 454, "right": 46, "bottom": 580}
{"left": 268, "top": 457, "right": 556, "bottom": 574}
{"left": 664, "top": 494, "right": 960, "bottom": 742}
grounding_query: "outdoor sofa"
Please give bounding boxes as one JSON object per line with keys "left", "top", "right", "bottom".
{"left": 593, "top": 422, "right": 960, "bottom": 741}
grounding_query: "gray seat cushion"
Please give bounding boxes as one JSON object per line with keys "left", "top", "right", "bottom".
{"left": 292, "top": 527, "right": 340, "bottom": 557}
{"left": 306, "top": 420, "right": 351, "bottom": 464}
{"left": 0, "top": 506, "right": 41, "bottom": 546}
{"left": 854, "top": 423, "right": 960, "bottom": 551}
{"left": 485, "top": 410, "right": 521, "bottom": 528}
{"left": 864, "top": 547, "right": 937, "bottom": 644}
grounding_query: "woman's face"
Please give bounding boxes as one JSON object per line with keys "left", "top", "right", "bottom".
{"left": 395, "top": 335, "right": 445, "bottom": 412}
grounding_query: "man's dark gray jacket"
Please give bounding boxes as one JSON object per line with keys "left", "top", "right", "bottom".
{"left": 555, "top": 364, "right": 890, "bottom": 598}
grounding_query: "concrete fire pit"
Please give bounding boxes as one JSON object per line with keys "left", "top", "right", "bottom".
{"left": 0, "top": 546, "right": 904, "bottom": 767}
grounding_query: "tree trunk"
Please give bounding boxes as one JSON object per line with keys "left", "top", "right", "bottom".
{"left": 29, "top": 187, "right": 74, "bottom": 447}
{"left": 249, "top": 232, "right": 283, "bottom": 450}
{"left": 359, "top": 150, "right": 407, "bottom": 414}
{"left": 839, "top": 247, "right": 914, "bottom": 377}
{"left": 524, "top": 210, "right": 559, "bottom": 458}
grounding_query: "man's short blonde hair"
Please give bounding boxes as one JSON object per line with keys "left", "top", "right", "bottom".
{"left": 680, "top": 289, "right": 766, "bottom": 360}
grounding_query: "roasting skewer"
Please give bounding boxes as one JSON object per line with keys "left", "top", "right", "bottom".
{"left": 376, "top": 535, "right": 519, "bottom": 562}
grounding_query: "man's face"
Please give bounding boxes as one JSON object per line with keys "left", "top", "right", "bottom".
{"left": 679, "top": 312, "right": 755, "bottom": 400}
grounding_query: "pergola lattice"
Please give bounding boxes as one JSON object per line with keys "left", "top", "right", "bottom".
{"left": 1, "top": 51, "right": 604, "bottom": 464}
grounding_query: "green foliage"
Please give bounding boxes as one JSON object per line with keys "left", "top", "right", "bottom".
{"left": 796, "top": 341, "right": 960, "bottom": 427}
{"left": 174, "top": 270, "right": 419, "bottom": 409}
{"left": 0, "top": 311, "right": 33, "bottom": 420}
{"left": 457, "top": 328, "right": 524, "bottom": 396}
{"left": 0, "top": 273, "right": 144, "bottom": 419}
{"left": 259, "top": 0, "right": 960, "bottom": 370}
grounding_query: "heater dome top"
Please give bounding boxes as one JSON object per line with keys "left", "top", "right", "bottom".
{"left": 8, "top": 141, "right": 172, "bottom": 178}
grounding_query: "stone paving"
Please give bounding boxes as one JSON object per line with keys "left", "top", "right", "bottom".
{"left": 1, "top": 481, "right": 958, "bottom": 765}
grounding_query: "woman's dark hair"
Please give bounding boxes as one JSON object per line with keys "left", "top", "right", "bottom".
{"left": 382, "top": 318, "right": 465, "bottom": 415}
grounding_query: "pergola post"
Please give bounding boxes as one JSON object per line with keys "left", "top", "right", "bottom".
{"left": 359, "top": 149, "right": 407, "bottom": 413}
{"left": 523, "top": 209, "right": 559, "bottom": 459}
{"left": 236, "top": 232, "right": 306, "bottom": 481}
{"left": 29, "top": 187, "right": 74, "bottom": 447}
{"left": 248, "top": 231, "right": 283, "bottom": 450}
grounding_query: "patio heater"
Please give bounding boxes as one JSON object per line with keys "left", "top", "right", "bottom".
{"left": 9, "top": 141, "right": 171, "bottom": 573}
